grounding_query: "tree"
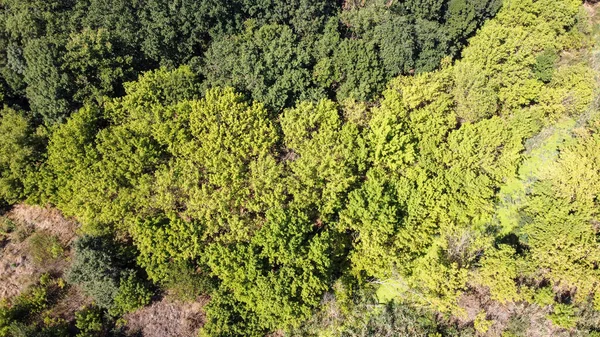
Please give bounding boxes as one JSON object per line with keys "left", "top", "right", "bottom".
{"left": 473, "top": 245, "right": 521, "bottom": 304}
{"left": 63, "top": 28, "right": 135, "bottom": 103}
{"left": 520, "top": 124, "right": 600, "bottom": 303}
{"left": 205, "top": 207, "right": 333, "bottom": 331}
{"left": 202, "top": 23, "right": 316, "bottom": 112}
{"left": 138, "top": 0, "right": 237, "bottom": 67}
{"left": 281, "top": 99, "right": 368, "bottom": 220}
{"left": 23, "top": 37, "right": 72, "bottom": 124}
{"left": 0, "top": 107, "right": 41, "bottom": 205}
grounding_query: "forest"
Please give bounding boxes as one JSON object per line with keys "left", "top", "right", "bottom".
{"left": 1, "top": 0, "right": 600, "bottom": 336}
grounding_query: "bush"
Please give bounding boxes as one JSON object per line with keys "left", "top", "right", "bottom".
{"left": 75, "top": 306, "right": 104, "bottom": 337}
{"left": 548, "top": 303, "right": 578, "bottom": 329}
{"left": 162, "top": 262, "right": 214, "bottom": 302}
{"left": 67, "top": 235, "right": 127, "bottom": 310}
{"left": 0, "top": 217, "right": 14, "bottom": 246}
{"left": 0, "top": 107, "right": 42, "bottom": 204}
{"left": 503, "top": 312, "right": 530, "bottom": 337}
{"left": 0, "top": 301, "right": 12, "bottom": 337}
{"left": 13, "top": 223, "right": 34, "bottom": 243}
{"left": 4, "top": 322, "right": 37, "bottom": 337}
{"left": 533, "top": 49, "right": 558, "bottom": 83}
{"left": 11, "top": 285, "right": 48, "bottom": 319}
{"left": 110, "top": 272, "right": 152, "bottom": 317}
{"left": 474, "top": 311, "right": 493, "bottom": 334}
{"left": 0, "top": 273, "right": 73, "bottom": 337}
{"left": 338, "top": 301, "right": 439, "bottom": 337}
{"left": 200, "top": 288, "right": 265, "bottom": 337}
{"left": 288, "top": 292, "right": 440, "bottom": 337}
{"left": 28, "top": 231, "right": 64, "bottom": 265}
{"left": 0, "top": 217, "right": 15, "bottom": 234}
{"left": 533, "top": 287, "right": 555, "bottom": 307}
{"left": 67, "top": 235, "right": 153, "bottom": 316}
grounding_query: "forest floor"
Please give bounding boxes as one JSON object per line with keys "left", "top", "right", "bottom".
{"left": 0, "top": 204, "right": 208, "bottom": 337}
{"left": 0, "top": 203, "right": 207, "bottom": 336}
{"left": 0, "top": 204, "right": 90, "bottom": 324}
{"left": 0, "top": 204, "right": 77, "bottom": 300}
{"left": 123, "top": 295, "right": 207, "bottom": 337}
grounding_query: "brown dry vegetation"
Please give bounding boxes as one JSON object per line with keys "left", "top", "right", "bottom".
{"left": 456, "top": 286, "right": 568, "bottom": 337}
{"left": 0, "top": 204, "right": 77, "bottom": 299}
{"left": 123, "top": 295, "right": 208, "bottom": 337}
{"left": 1, "top": 204, "right": 211, "bottom": 336}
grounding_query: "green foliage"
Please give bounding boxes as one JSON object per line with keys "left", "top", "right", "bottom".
{"left": 63, "top": 28, "right": 134, "bottom": 103}
{"left": 0, "top": 217, "right": 15, "bottom": 241}
{"left": 0, "top": 275, "right": 79, "bottom": 337}
{"left": 137, "top": 0, "right": 236, "bottom": 67}
{"left": 0, "top": 107, "right": 42, "bottom": 204}
{"left": 40, "top": 104, "right": 102, "bottom": 217}
{"left": 533, "top": 49, "right": 559, "bottom": 83}
{"left": 205, "top": 208, "right": 333, "bottom": 331}
{"left": 1, "top": 0, "right": 598, "bottom": 335}
{"left": 533, "top": 287, "right": 555, "bottom": 307}
{"left": 23, "top": 37, "right": 72, "bottom": 124}
{"left": 161, "top": 262, "right": 214, "bottom": 302}
{"left": 202, "top": 0, "right": 499, "bottom": 110}
{"left": 0, "top": 275, "right": 62, "bottom": 336}
{"left": 281, "top": 99, "right": 367, "bottom": 219}
{"left": 474, "top": 311, "right": 493, "bottom": 334}
{"left": 203, "top": 22, "right": 315, "bottom": 112}
{"left": 110, "top": 272, "right": 152, "bottom": 317}
{"left": 548, "top": 303, "right": 578, "bottom": 329}
{"left": 339, "top": 168, "right": 406, "bottom": 279}
{"left": 0, "top": 302, "right": 10, "bottom": 337}
{"left": 237, "top": 0, "right": 336, "bottom": 35}
{"left": 67, "top": 235, "right": 152, "bottom": 316}
{"left": 519, "top": 122, "right": 600, "bottom": 303}
{"left": 474, "top": 245, "right": 521, "bottom": 304}
{"left": 66, "top": 236, "right": 123, "bottom": 310}
{"left": 75, "top": 306, "right": 103, "bottom": 337}
{"left": 200, "top": 288, "right": 265, "bottom": 337}
{"left": 337, "top": 301, "right": 439, "bottom": 337}
{"left": 287, "top": 289, "right": 475, "bottom": 337}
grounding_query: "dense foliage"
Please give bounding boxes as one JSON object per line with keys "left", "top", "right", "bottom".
{"left": 0, "top": 0, "right": 499, "bottom": 124}
{"left": 1, "top": 0, "right": 600, "bottom": 336}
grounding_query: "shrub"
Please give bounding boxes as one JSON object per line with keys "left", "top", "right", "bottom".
{"left": 28, "top": 232, "right": 64, "bottom": 265}
{"left": 75, "top": 306, "right": 104, "bottom": 337}
{"left": 338, "top": 301, "right": 439, "bottom": 337}
{"left": 13, "top": 223, "right": 34, "bottom": 243}
{"left": 0, "top": 217, "right": 15, "bottom": 234}
{"left": 162, "top": 262, "right": 214, "bottom": 302}
{"left": 503, "top": 312, "right": 530, "bottom": 337}
{"left": 67, "top": 235, "right": 153, "bottom": 316}
{"left": 533, "top": 49, "right": 558, "bottom": 83}
{"left": 474, "top": 311, "right": 493, "bottom": 334}
{"left": 548, "top": 303, "right": 578, "bottom": 329}
{"left": 200, "top": 288, "right": 265, "bottom": 337}
{"left": 110, "top": 272, "right": 153, "bottom": 317}
{"left": 533, "top": 287, "right": 555, "bottom": 307}
{"left": 4, "top": 322, "right": 37, "bottom": 337}
{"left": 11, "top": 286, "right": 48, "bottom": 319}
{"left": 0, "top": 301, "right": 12, "bottom": 337}
{"left": 0, "top": 107, "right": 42, "bottom": 204}
{"left": 67, "top": 236, "right": 125, "bottom": 310}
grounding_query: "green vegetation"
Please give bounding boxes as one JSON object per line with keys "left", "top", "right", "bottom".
{"left": 66, "top": 235, "right": 152, "bottom": 316}
{"left": 0, "top": 0, "right": 600, "bottom": 336}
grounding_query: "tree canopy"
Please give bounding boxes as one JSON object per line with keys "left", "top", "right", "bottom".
{"left": 1, "top": 0, "right": 600, "bottom": 336}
